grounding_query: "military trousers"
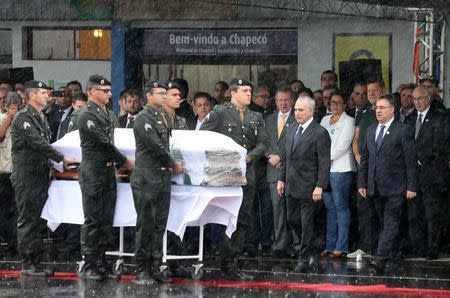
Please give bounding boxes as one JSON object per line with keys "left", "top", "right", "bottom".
{"left": 10, "top": 167, "right": 50, "bottom": 264}
{"left": 130, "top": 168, "right": 171, "bottom": 272}
{"left": 219, "top": 163, "right": 255, "bottom": 270}
{"left": 0, "top": 173, "right": 17, "bottom": 250}
{"left": 79, "top": 163, "right": 116, "bottom": 266}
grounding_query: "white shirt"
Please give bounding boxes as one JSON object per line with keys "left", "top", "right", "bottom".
{"left": 320, "top": 112, "right": 356, "bottom": 172}
{"left": 195, "top": 118, "right": 205, "bottom": 131}
{"left": 375, "top": 116, "right": 394, "bottom": 141}
{"left": 417, "top": 106, "right": 430, "bottom": 123}
{"left": 298, "top": 116, "right": 314, "bottom": 133}
{"left": 125, "top": 113, "right": 136, "bottom": 128}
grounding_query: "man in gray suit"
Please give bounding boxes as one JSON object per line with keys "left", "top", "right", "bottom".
{"left": 265, "top": 85, "right": 295, "bottom": 256}
{"left": 277, "top": 96, "right": 331, "bottom": 273}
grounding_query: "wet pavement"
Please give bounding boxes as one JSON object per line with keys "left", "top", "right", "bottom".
{"left": 1, "top": 253, "right": 450, "bottom": 297}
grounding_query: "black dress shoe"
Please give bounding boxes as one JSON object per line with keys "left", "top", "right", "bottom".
{"left": 425, "top": 253, "right": 438, "bottom": 260}
{"left": 135, "top": 271, "right": 155, "bottom": 285}
{"left": 98, "top": 265, "right": 121, "bottom": 280}
{"left": 294, "top": 260, "right": 309, "bottom": 273}
{"left": 262, "top": 247, "right": 272, "bottom": 257}
{"left": 152, "top": 267, "right": 172, "bottom": 283}
{"left": 369, "top": 260, "right": 386, "bottom": 275}
{"left": 223, "top": 268, "right": 254, "bottom": 281}
{"left": 21, "top": 264, "right": 54, "bottom": 277}
{"left": 243, "top": 247, "right": 257, "bottom": 257}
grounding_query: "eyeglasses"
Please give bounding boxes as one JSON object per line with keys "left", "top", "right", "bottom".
{"left": 95, "top": 88, "right": 112, "bottom": 94}
{"left": 151, "top": 91, "right": 167, "bottom": 96}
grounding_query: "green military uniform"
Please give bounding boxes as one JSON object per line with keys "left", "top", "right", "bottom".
{"left": 356, "top": 102, "right": 377, "bottom": 152}
{"left": 131, "top": 104, "right": 175, "bottom": 275}
{"left": 67, "top": 108, "right": 81, "bottom": 132}
{"left": 10, "top": 103, "right": 63, "bottom": 267}
{"left": 77, "top": 97, "right": 127, "bottom": 272}
{"left": 200, "top": 92, "right": 269, "bottom": 271}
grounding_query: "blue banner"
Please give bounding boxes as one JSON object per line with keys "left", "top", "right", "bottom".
{"left": 143, "top": 29, "right": 298, "bottom": 56}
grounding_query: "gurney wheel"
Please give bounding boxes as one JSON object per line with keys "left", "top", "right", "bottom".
{"left": 76, "top": 260, "right": 85, "bottom": 278}
{"left": 190, "top": 264, "right": 204, "bottom": 281}
{"left": 113, "top": 259, "right": 124, "bottom": 276}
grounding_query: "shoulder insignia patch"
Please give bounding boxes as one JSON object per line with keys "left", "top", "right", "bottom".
{"left": 23, "top": 122, "right": 31, "bottom": 130}
{"left": 144, "top": 123, "right": 152, "bottom": 131}
{"left": 87, "top": 120, "right": 95, "bottom": 129}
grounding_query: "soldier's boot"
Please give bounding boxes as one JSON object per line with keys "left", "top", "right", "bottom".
{"left": 221, "top": 256, "right": 254, "bottom": 281}
{"left": 135, "top": 264, "right": 155, "bottom": 285}
{"left": 98, "top": 257, "right": 120, "bottom": 280}
{"left": 151, "top": 262, "right": 172, "bottom": 283}
{"left": 21, "top": 261, "right": 54, "bottom": 277}
{"left": 81, "top": 263, "right": 104, "bottom": 281}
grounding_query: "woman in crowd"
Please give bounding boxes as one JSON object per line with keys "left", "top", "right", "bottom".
{"left": 320, "top": 91, "right": 356, "bottom": 258}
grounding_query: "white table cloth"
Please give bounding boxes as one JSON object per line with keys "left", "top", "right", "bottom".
{"left": 41, "top": 180, "right": 242, "bottom": 239}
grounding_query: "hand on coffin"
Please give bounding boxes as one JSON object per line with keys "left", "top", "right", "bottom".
{"left": 172, "top": 161, "right": 183, "bottom": 175}
{"left": 122, "top": 159, "right": 135, "bottom": 171}
{"left": 63, "top": 156, "right": 78, "bottom": 168}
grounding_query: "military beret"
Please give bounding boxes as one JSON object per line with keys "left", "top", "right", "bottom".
{"left": 24, "top": 80, "right": 51, "bottom": 90}
{"left": 88, "top": 74, "right": 111, "bottom": 86}
{"left": 144, "top": 80, "right": 168, "bottom": 92}
{"left": 166, "top": 81, "right": 182, "bottom": 91}
{"left": 229, "top": 77, "right": 252, "bottom": 88}
{"left": 4, "top": 91, "right": 22, "bottom": 105}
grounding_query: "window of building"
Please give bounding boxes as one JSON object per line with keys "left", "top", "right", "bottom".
{"left": 23, "top": 27, "right": 111, "bottom": 60}
{"left": 0, "top": 29, "right": 12, "bottom": 69}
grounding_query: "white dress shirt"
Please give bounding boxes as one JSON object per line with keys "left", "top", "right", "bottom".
{"left": 375, "top": 116, "right": 394, "bottom": 141}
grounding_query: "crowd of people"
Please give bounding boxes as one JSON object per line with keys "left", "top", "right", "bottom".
{"left": 0, "top": 69, "right": 449, "bottom": 282}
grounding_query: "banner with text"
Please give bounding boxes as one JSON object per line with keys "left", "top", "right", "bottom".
{"left": 143, "top": 29, "right": 298, "bottom": 56}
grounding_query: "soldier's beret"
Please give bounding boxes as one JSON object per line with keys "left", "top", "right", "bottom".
{"left": 166, "top": 81, "right": 182, "bottom": 91}
{"left": 229, "top": 77, "right": 252, "bottom": 88}
{"left": 144, "top": 80, "right": 168, "bottom": 92}
{"left": 88, "top": 74, "right": 111, "bottom": 86}
{"left": 24, "top": 80, "right": 51, "bottom": 90}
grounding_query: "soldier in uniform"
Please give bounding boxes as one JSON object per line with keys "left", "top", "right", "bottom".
{"left": 131, "top": 81, "right": 183, "bottom": 284}
{"left": 77, "top": 75, "right": 134, "bottom": 281}
{"left": 200, "top": 77, "right": 269, "bottom": 280}
{"left": 163, "top": 81, "right": 188, "bottom": 130}
{"left": 10, "top": 80, "right": 75, "bottom": 276}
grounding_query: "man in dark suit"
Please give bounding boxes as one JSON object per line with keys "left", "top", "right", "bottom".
{"left": 118, "top": 89, "right": 141, "bottom": 128}
{"left": 358, "top": 94, "right": 417, "bottom": 274}
{"left": 405, "top": 86, "right": 449, "bottom": 259}
{"left": 265, "top": 85, "right": 295, "bottom": 256}
{"left": 47, "top": 89, "right": 74, "bottom": 143}
{"left": 277, "top": 96, "right": 331, "bottom": 273}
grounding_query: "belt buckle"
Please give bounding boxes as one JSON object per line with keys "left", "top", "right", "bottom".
{"left": 160, "top": 167, "right": 167, "bottom": 171}
{"left": 106, "top": 161, "right": 113, "bottom": 167}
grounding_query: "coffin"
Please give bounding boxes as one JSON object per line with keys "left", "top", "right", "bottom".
{"left": 51, "top": 129, "right": 247, "bottom": 186}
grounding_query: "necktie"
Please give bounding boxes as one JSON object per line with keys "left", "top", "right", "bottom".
{"left": 415, "top": 113, "right": 423, "bottom": 140}
{"left": 375, "top": 125, "right": 385, "bottom": 151}
{"left": 238, "top": 108, "right": 245, "bottom": 123}
{"left": 291, "top": 125, "right": 303, "bottom": 152}
{"left": 278, "top": 114, "right": 287, "bottom": 139}
{"left": 127, "top": 116, "right": 135, "bottom": 128}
